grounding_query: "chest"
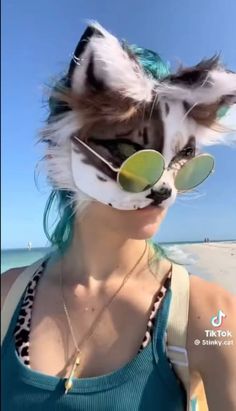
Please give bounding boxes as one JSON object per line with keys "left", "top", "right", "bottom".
{"left": 27, "top": 276, "right": 162, "bottom": 379}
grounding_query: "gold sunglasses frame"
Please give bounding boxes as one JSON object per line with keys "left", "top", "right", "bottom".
{"left": 72, "top": 135, "right": 215, "bottom": 193}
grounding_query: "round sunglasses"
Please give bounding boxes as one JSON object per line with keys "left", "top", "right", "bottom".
{"left": 72, "top": 136, "right": 215, "bottom": 193}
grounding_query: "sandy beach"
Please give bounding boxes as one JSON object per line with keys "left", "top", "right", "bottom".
{"left": 177, "top": 242, "right": 236, "bottom": 295}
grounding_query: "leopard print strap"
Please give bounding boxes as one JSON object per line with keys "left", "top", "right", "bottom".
{"left": 14, "top": 261, "right": 172, "bottom": 367}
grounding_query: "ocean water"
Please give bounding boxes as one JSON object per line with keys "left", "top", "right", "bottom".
{"left": 1, "top": 248, "right": 50, "bottom": 273}
{"left": 1, "top": 240, "right": 230, "bottom": 273}
{"left": 1, "top": 242, "right": 201, "bottom": 273}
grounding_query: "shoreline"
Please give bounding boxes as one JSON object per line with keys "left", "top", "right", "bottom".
{"left": 2, "top": 242, "right": 236, "bottom": 294}
{"left": 1, "top": 239, "right": 236, "bottom": 252}
{"left": 176, "top": 242, "right": 236, "bottom": 294}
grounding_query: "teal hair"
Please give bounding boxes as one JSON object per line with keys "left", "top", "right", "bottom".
{"left": 43, "top": 190, "right": 75, "bottom": 253}
{"left": 146, "top": 238, "right": 184, "bottom": 268}
{"left": 124, "top": 43, "right": 171, "bottom": 80}
{"left": 216, "top": 105, "right": 230, "bottom": 119}
{"left": 43, "top": 44, "right": 172, "bottom": 258}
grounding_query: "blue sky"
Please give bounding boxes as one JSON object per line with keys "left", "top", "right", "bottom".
{"left": 2, "top": 0, "right": 236, "bottom": 248}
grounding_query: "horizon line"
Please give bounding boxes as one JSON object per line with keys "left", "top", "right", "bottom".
{"left": 2, "top": 238, "right": 236, "bottom": 251}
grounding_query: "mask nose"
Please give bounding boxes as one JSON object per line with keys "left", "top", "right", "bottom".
{"left": 146, "top": 185, "right": 172, "bottom": 204}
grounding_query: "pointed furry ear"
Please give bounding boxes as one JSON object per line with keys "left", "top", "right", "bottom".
{"left": 68, "top": 22, "right": 155, "bottom": 102}
{"left": 163, "top": 55, "right": 236, "bottom": 106}
{"left": 159, "top": 56, "right": 236, "bottom": 145}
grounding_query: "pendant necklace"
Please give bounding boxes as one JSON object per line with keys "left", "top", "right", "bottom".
{"left": 60, "top": 241, "right": 148, "bottom": 394}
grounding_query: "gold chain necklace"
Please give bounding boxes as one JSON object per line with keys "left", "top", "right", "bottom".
{"left": 60, "top": 241, "right": 148, "bottom": 394}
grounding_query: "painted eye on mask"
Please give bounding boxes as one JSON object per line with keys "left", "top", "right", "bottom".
{"left": 89, "top": 137, "right": 143, "bottom": 161}
{"left": 169, "top": 146, "right": 196, "bottom": 170}
{"left": 180, "top": 147, "right": 195, "bottom": 158}
{"left": 117, "top": 142, "right": 137, "bottom": 157}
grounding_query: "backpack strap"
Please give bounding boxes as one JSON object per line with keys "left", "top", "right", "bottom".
{"left": 167, "top": 263, "right": 208, "bottom": 411}
{"left": 167, "top": 262, "right": 191, "bottom": 410}
{"left": 1, "top": 257, "right": 46, "bottom": 346}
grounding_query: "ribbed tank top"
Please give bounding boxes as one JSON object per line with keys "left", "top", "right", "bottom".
{"left": 1, "top": 272, "right": 186, "bottom": 411}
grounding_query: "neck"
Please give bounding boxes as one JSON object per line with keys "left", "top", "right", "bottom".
{"left": 47, "top": 209, "right": 156, "bottom": 289}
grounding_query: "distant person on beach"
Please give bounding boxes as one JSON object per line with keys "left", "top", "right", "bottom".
{"left": 2, "top": 23, "right": 236, "bottom": 411}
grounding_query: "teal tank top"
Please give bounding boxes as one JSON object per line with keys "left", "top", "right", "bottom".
{"left": 1, "top": 285, "right": 186, "bottom": 410}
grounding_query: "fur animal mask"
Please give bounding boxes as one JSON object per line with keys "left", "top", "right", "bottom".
{"left": 41, "top": 22, "right": 236, "bottom": 213}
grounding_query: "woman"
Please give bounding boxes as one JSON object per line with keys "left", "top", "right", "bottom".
{"left": 1, "top": 23, "right": 236, "bottom": 410}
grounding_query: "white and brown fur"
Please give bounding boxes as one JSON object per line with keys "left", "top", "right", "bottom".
{"left": 40, "top": 22, "right": 236, "bottom": 215}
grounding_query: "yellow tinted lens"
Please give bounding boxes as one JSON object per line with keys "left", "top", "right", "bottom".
{"left": 175, "top": 155, "right": 214, "bottom": 191}
{"left": 118, "top": 151, "right": 165, "bottom": 193}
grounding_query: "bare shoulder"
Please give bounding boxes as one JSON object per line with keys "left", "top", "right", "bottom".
{"left": 187, "top": 275, "right": 236, "bottom": 409}
{"left": 187, "top": 274, "right": 236, "bottom": 361}
{"left": 1, "top": 266, "right": 28, "bottom": 310}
